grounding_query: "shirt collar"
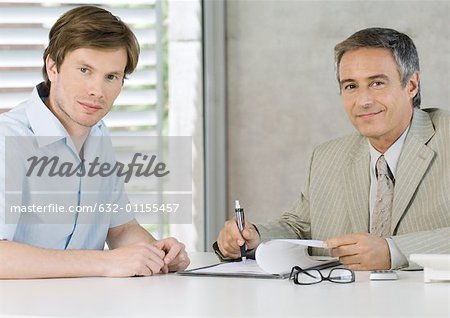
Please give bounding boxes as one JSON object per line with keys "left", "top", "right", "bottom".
{"left": 25, "top": 83, "right": 104, "bottom": 147}
{"left": 368, "top": 125, "right": 410, "bottom": 178}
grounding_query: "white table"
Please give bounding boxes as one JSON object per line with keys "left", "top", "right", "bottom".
{"left": 0, "top": 252, "right": 448, "bottom": 317}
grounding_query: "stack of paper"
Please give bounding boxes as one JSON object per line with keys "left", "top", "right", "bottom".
{"left": 178, "top": 239, "right": 338, "bottom": 279}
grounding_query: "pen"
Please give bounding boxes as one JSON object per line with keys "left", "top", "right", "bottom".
{"left": 234, "top": 200, "right": 247, "bottom": 263}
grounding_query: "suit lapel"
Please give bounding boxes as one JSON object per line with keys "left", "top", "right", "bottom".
{"left": 343, "top": 137, "right": 370, "bottom": 233}
{"left": 392, "top": 109, "right": 435, "bottom": 232}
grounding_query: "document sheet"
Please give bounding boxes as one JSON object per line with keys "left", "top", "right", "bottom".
{"left": 178, "top": 239, "right": 338, "bottom": 279}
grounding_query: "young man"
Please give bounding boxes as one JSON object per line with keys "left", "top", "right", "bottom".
{"left": 217, "top": 27, "right": 450, "bottom": 270}
{"left": 0, "top": 6, "right": 189, "bottom": 279}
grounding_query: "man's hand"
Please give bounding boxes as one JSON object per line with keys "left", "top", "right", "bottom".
{"left": 324, "top": 233, "right": 391, "bottom": 271}
{"left": 217, "top": 219, "right": 261, "bottom": 259}
{"left": 153, "top": 237, "right": 190, "bottom": 273}
{"left": 103, "top": 242, "right": 166, "bottom": 277}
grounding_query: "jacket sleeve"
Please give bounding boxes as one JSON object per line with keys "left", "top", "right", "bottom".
{"left": 392, "top": 227, "right": 450, "bottom": 269}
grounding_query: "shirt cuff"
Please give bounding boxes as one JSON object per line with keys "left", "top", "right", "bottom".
{"left": 386, "top": 238, "right": 408, "bottom": 269}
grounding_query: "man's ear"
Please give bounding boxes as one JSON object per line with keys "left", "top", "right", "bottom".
{"left": 45, "top": 55, "right": 58, "bottom": 82}
{"left": 407, "top": 71, "right": 420, "bottom": 99}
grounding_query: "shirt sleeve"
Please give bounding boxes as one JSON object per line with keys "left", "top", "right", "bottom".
{"left": 109, "top": 180, "right": 135, "bottom": 229}
{"left": 94, "top": 128, "right": 136, "bottom": 229}
{"left": 107, "top": 154, "right": 135, "bottom": 229}
{"left": 386, "top": 237, "right": 409, "bottom": 269}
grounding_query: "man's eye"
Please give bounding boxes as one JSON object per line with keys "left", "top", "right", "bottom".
{"left": 344, "top": 84, "right": 356, "bottom": 90}
{"left": 80, "top": 67, "right": 88, "bottom": 73}
{"left": 107, "top": 74, "right": 118, "bottom": 81}
{"left": 371, "top": 81, "right": 385, "bottom": 88}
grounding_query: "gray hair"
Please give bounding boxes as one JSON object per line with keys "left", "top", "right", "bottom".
{"left": 334, "top": 27, "right": 421, "bottom": 108}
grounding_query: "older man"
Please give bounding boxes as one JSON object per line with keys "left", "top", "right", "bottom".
{"left": 217, "top": 27, "right": 450, "bottom": 270}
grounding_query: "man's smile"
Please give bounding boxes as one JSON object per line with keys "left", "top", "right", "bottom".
{"left": 356, "top": 110, "right": 383, "bottom": 119}
{"left": 78, "top": 101, "right": 103, "bottom": 113}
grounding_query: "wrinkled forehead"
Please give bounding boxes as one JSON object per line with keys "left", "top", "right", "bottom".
{"left": 339, "top": 47, "right": 401, "bottom": 82}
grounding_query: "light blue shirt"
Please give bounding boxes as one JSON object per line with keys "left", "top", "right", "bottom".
{"left": 0, "top": 83, "right": 135, "bottom": 250}
{"left": 368, "top": 126, "right": 410, "bottom": 269}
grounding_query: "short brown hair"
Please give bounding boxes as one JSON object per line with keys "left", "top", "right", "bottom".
{"left": 42, "top": 6, "right": 140, "bottom": 89}
{"left": 334, "top": 27, "right": 421, "bottom": 108}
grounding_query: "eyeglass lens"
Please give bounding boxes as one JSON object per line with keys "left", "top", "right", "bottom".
{"left": 294, "top": 268, "right": 354, "bottom": 284}
{"left": 328, "top": 268, "right": 354, "bottom": 283}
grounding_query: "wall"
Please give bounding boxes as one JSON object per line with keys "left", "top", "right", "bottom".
{"left": 226, "top": 0, "right": 450, "bottom": 223}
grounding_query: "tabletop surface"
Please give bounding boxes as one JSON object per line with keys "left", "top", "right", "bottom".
{"left": 0, "top": 252, "right": 449, "bottom": 318}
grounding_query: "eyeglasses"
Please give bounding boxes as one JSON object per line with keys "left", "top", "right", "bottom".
{"left": 289, "top": 266, "right": 355, "bottom": 285}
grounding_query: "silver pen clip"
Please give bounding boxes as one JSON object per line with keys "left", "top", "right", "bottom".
{"left": 234, "top": 200, "right": 247, "bottom": 263}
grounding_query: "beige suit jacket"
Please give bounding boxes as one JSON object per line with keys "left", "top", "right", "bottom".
{"left": 257, "top": 108, "right": 450, "bottom": 265}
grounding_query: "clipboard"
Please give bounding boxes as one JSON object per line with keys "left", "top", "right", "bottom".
{"left": 177, "top": 259, "right": 340, "bottom": 279}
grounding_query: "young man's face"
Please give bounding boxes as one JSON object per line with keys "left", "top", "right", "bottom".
{"left": 46, "top": 47, "right": 127, "bottom": 135}
{"left": 338, "top": 47, "right": 419, "bottom": 152}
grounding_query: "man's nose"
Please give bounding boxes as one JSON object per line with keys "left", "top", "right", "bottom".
{"left": 87, "top": 76, "right": 104, "bottom": 98}
{"left": 355, "top": 87, "right": 374, "bottom": 108}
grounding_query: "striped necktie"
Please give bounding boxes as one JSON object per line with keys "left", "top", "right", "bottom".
{"left": 371, "top": 155, "right": 394, "bottom": 237}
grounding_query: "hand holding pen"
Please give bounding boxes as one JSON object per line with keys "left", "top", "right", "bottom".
{"left": 216, "top": 202, "right": 261, "bottom": 259}
{"left": 234, "top": 200, "right": 247, "bottom": 263}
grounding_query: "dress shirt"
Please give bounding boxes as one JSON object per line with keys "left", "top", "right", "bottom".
{"left": 0, "top": 83, "right": 135, "bottom": 249}
{"left": 368, "top": 126, "right": 409, "bottom": 269}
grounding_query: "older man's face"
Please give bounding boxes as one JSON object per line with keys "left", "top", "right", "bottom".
{"left": 338, "top": 47, "right": 419, "bottom": 152}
